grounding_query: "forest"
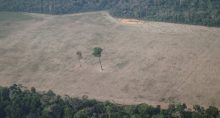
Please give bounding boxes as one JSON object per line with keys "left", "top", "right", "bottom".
{"left": 0, "top": 84, "right": 219, "bottom": 118}
{"left": 0, "top": 0, "right": 220, "bottom": 26}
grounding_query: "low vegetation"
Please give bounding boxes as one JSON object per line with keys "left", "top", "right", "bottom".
{"left": 0, "top": 12, "right": 33, "bottom": 21}
{"left": 76, "top": 51, "right": 83, "bottom": 67}
{"left": 0, "top": 84, "right": 219, "bottom": 118}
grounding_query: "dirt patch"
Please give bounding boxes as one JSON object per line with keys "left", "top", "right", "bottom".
{"left": 119, "top": 18, "right": 144, "bottom": 25}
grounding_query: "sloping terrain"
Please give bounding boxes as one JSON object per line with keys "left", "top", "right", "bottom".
{"left": 0, "top": 11, "right": 220, "bottom": 108}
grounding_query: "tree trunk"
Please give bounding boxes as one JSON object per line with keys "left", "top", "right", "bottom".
{"left": 99, "top": 57, "right": 103, "bottom": 71}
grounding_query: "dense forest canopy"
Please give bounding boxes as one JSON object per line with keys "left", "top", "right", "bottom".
{"left": 0, "top": 0, "right": 220, "bottom": 26}
{"left": 0, "top": 84, "right": 219, "bottom": 118}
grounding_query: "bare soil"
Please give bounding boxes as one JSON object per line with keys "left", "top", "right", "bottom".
{"left": 119, "top": 19, "right": 144, "bottom": 25}
{"left": 0, "top": 11, "right": 220, "bottom": 108}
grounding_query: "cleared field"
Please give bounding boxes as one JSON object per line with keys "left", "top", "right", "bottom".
{"left": 0, "top": 11, "right": 220, "bottom": 108}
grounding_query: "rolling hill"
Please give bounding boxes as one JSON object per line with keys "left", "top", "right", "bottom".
{"left": 0, "top": 11, "right": 220, "bottom": 108}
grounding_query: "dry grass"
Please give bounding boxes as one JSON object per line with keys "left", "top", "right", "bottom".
{"left": 0, "top": 11, "right": 220, "bottom": 108}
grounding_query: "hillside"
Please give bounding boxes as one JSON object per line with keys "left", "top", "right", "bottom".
{"left": 0, "top": 0, "right": 220, "bottom": 26}
{"left": 0, "top": 12, "right": 220, "bottom": 108}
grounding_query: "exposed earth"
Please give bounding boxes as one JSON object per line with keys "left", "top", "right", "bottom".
{"left": 119, "top": 19, "right": 144, "bottom": 25}
{"left": 0, "top": 11, "right": 220, "bottom": 108}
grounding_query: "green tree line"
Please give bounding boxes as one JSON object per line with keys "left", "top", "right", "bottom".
{"left": 0, "top": 0, "right": 220, "bottom": 26}
{"left": 0, "top": 84, "right": 219, "bottom": 118}
{"left": 110, "top": 0, "right": 220, "bottom": 26}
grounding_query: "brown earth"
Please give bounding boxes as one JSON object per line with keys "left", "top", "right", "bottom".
{"left": 0, "top": 11, "right": 220, "bottom": 108}
{"left": 119, "top": 19, "right": 144, "bottom": 25}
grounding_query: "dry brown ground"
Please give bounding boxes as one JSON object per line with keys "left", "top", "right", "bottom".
{"left": 119, "top": 19, "right": 144, "bottom": 25}
{"left": 0, "top": 11, "right": 220, "bottom": 108}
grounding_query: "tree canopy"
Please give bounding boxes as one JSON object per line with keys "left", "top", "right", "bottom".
{"left": 0, "top": 84, "right": 219, "bottom": 118}
{"left": 92, "top": 47, "right": 103, "bottom": 58}
{"left": 0, "top": 0, "right": 220, "bottom": 26}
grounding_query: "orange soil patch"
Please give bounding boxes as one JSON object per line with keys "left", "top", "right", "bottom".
{"left": 119, "top": 19, "right": 144, "bottom": 25}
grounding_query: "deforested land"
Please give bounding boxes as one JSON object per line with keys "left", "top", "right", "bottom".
{"left": 0, "top": 11, "right": 220, "bottom": 108}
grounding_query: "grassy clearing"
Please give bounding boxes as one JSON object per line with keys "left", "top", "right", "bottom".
{"left": 0, "top": 12, "right": 33, "bottom": 21}
{"left": 0, "top": 12, "right": 37, "bottom": 39}
{"left": 0, "top": 30, "right": 8, "bottom": 38}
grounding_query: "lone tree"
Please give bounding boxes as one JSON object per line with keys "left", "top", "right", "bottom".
{"left": 92, "top": 47, "right": 103, "bottom": 71}
{"left": 76, "top": 51, "right": 83, "bottom": 67}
